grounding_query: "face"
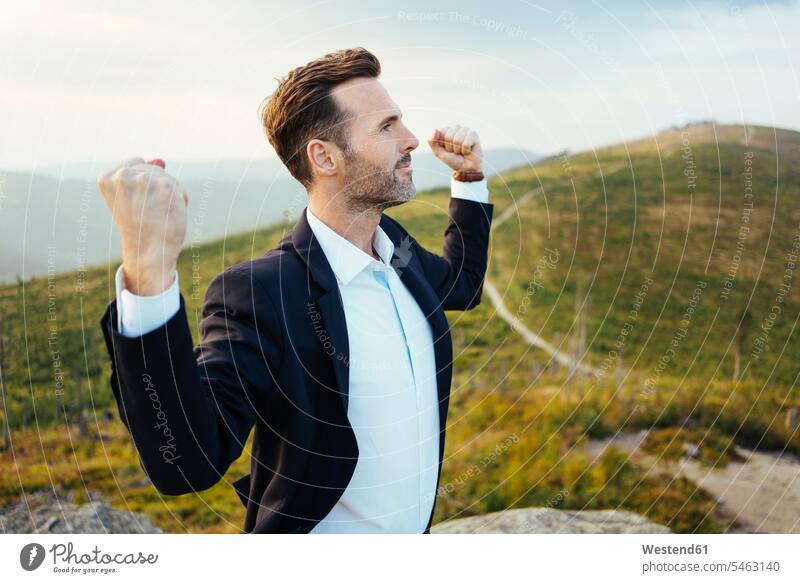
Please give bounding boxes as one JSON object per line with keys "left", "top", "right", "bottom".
{"left": 329, "top": 77, "right": 420, "bottom": 213}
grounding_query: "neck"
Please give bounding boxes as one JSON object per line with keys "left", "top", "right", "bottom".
{"left": 307, "top": 191, "right": 382, "bottom": 260}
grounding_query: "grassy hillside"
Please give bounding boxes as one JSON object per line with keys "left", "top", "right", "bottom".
{"left": 487, "top": 123, "right": 800, "bottom": 385}
{"left": 1, "top": 123, "right": 798, "bottom": 533}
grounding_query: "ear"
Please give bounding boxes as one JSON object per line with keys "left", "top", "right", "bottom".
{"left": 306, "top": 139, "right": 341, "bottom": 181}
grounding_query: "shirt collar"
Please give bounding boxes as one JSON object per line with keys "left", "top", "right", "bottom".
{"left": 305, "top": 206, "right": 396, "bottom": 286}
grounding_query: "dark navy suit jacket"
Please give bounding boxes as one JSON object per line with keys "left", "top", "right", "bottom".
{"left": 100, "top": 197, "right": 494, "bottom": 533}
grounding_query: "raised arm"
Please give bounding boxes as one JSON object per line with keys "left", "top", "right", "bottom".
{"left": 97, "top": 159, "right": 281, "bottom": 495}
{"left": 407, "top": 195, "right": 493, "bottom": 311}
{"left": 409, "top": 125, "right": 494, "bottom": 311}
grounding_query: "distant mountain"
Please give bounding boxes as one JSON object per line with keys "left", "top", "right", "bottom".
{"left": 407, "top": 148, "right": 539, "bottom": 192}
{"left": 0, "top": 170, "right": 307, "bottom": 283}
{"left": 34, "top": 148, "right": 538, "bottom": 189}
{"left": 36, "top": 157, "right": 291, "bottom": 183}
{"left": 2, "top": 148, "right": 537, "bottom": 282}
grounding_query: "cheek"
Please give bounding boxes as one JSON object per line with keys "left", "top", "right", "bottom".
{"left": 360, "top": 140, "right": 396, "bottom": 168}
{"left": 379, "top": 142, "right": 400, "bottom": 167}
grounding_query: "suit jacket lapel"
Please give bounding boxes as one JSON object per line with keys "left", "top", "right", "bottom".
{"left": 291, "top": 208, "right": 351, "bottom": 413}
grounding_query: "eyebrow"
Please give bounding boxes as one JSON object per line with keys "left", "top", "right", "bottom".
{"left": 377, "top": 112, "right": 402, "bottom": 128}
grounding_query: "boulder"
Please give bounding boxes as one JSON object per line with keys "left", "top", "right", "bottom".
{"left": 0, "top": 491, "right": 161, "bottom": 534}
{"left": 432, "top": 507, "right": 671, "bottom": 534}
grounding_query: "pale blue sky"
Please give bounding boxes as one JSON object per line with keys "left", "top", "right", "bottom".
{"left": 1, "top": 0, "right": 798, "bottom": 171}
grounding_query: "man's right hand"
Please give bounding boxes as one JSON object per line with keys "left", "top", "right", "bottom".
{"left": 98, "top": 157, "right": 189, "bottom": 296}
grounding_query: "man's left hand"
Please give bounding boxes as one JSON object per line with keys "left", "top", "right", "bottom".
{"left": 428, "top": 125, "right": 483, "bottom": 173}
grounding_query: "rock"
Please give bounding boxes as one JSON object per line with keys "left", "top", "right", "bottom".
{"left": 0, "top": 491, "right": 161, "bottom": 534}
{"left": 431, "top": 507, "right": 671, "bottom": 534}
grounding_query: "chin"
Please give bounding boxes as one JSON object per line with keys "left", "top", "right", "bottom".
{"left": 378, "top": 187, "right": 416, "bottom": 211}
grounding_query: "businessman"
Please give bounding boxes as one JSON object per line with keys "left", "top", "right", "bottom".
{"left": 98, "top": 47, "right": 494, "bottom": 533}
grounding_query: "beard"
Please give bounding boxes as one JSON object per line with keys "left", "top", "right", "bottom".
{"left": 340, "top": 148, "right": 416, "bottom": 215}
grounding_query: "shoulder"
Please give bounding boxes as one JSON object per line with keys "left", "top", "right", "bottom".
{"left": 204, "top": 236, "right": 303, "bottom": 310}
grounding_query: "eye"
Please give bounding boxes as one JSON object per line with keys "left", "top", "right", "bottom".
{"left": 381, "top": 123, "right": 391, "bottom": 132}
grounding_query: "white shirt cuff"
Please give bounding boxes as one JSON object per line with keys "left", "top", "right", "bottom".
{"left": 450, "top": 176, "right": 489, "bottom": 203}
{"left": 115, "top": 265, "right": 181, "bottom": 338}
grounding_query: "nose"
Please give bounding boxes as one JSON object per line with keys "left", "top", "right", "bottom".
{"left": 402, "top": 125, "right": 419, "bottom": 153}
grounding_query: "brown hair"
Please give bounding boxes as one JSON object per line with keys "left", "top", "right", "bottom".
{"left": 259, "top": 47, "right": 381, "bottom": 187}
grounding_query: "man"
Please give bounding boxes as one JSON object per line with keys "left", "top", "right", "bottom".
{"left": 98, "top": 47, "right": 493, "bottom": 533}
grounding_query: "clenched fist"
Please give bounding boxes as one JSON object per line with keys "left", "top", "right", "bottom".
{"left": 428, "top": 125, "right": 483, "bottom": 173}
{"left": 98, "top": 157, "right": 189, "bottom": 296}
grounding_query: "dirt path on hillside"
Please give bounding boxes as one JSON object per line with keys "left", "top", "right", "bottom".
{"left": 484, "top": 186, "right": 600, "bottom": 377}
{"left": 677, "top": 447, "right": 800, "bottom": 533}
{"left": 586, "top": 431, "right": 800, "bottom": 533}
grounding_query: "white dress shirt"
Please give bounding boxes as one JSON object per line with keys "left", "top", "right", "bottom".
{"left": 114, "top": 176, "right": 488, "bottom": 532}
{"left": 304, "top": 204, "right": 440, "bottom": 532}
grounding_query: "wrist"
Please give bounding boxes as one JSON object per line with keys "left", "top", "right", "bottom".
{"left": 122, "top": 262, "right": 177, "bottom": 296}
{"left": 452, "top": 169, "right": 485, "bottom": 182}
{"left": 451, "top": 175, "right": 489, "bottom": 203}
